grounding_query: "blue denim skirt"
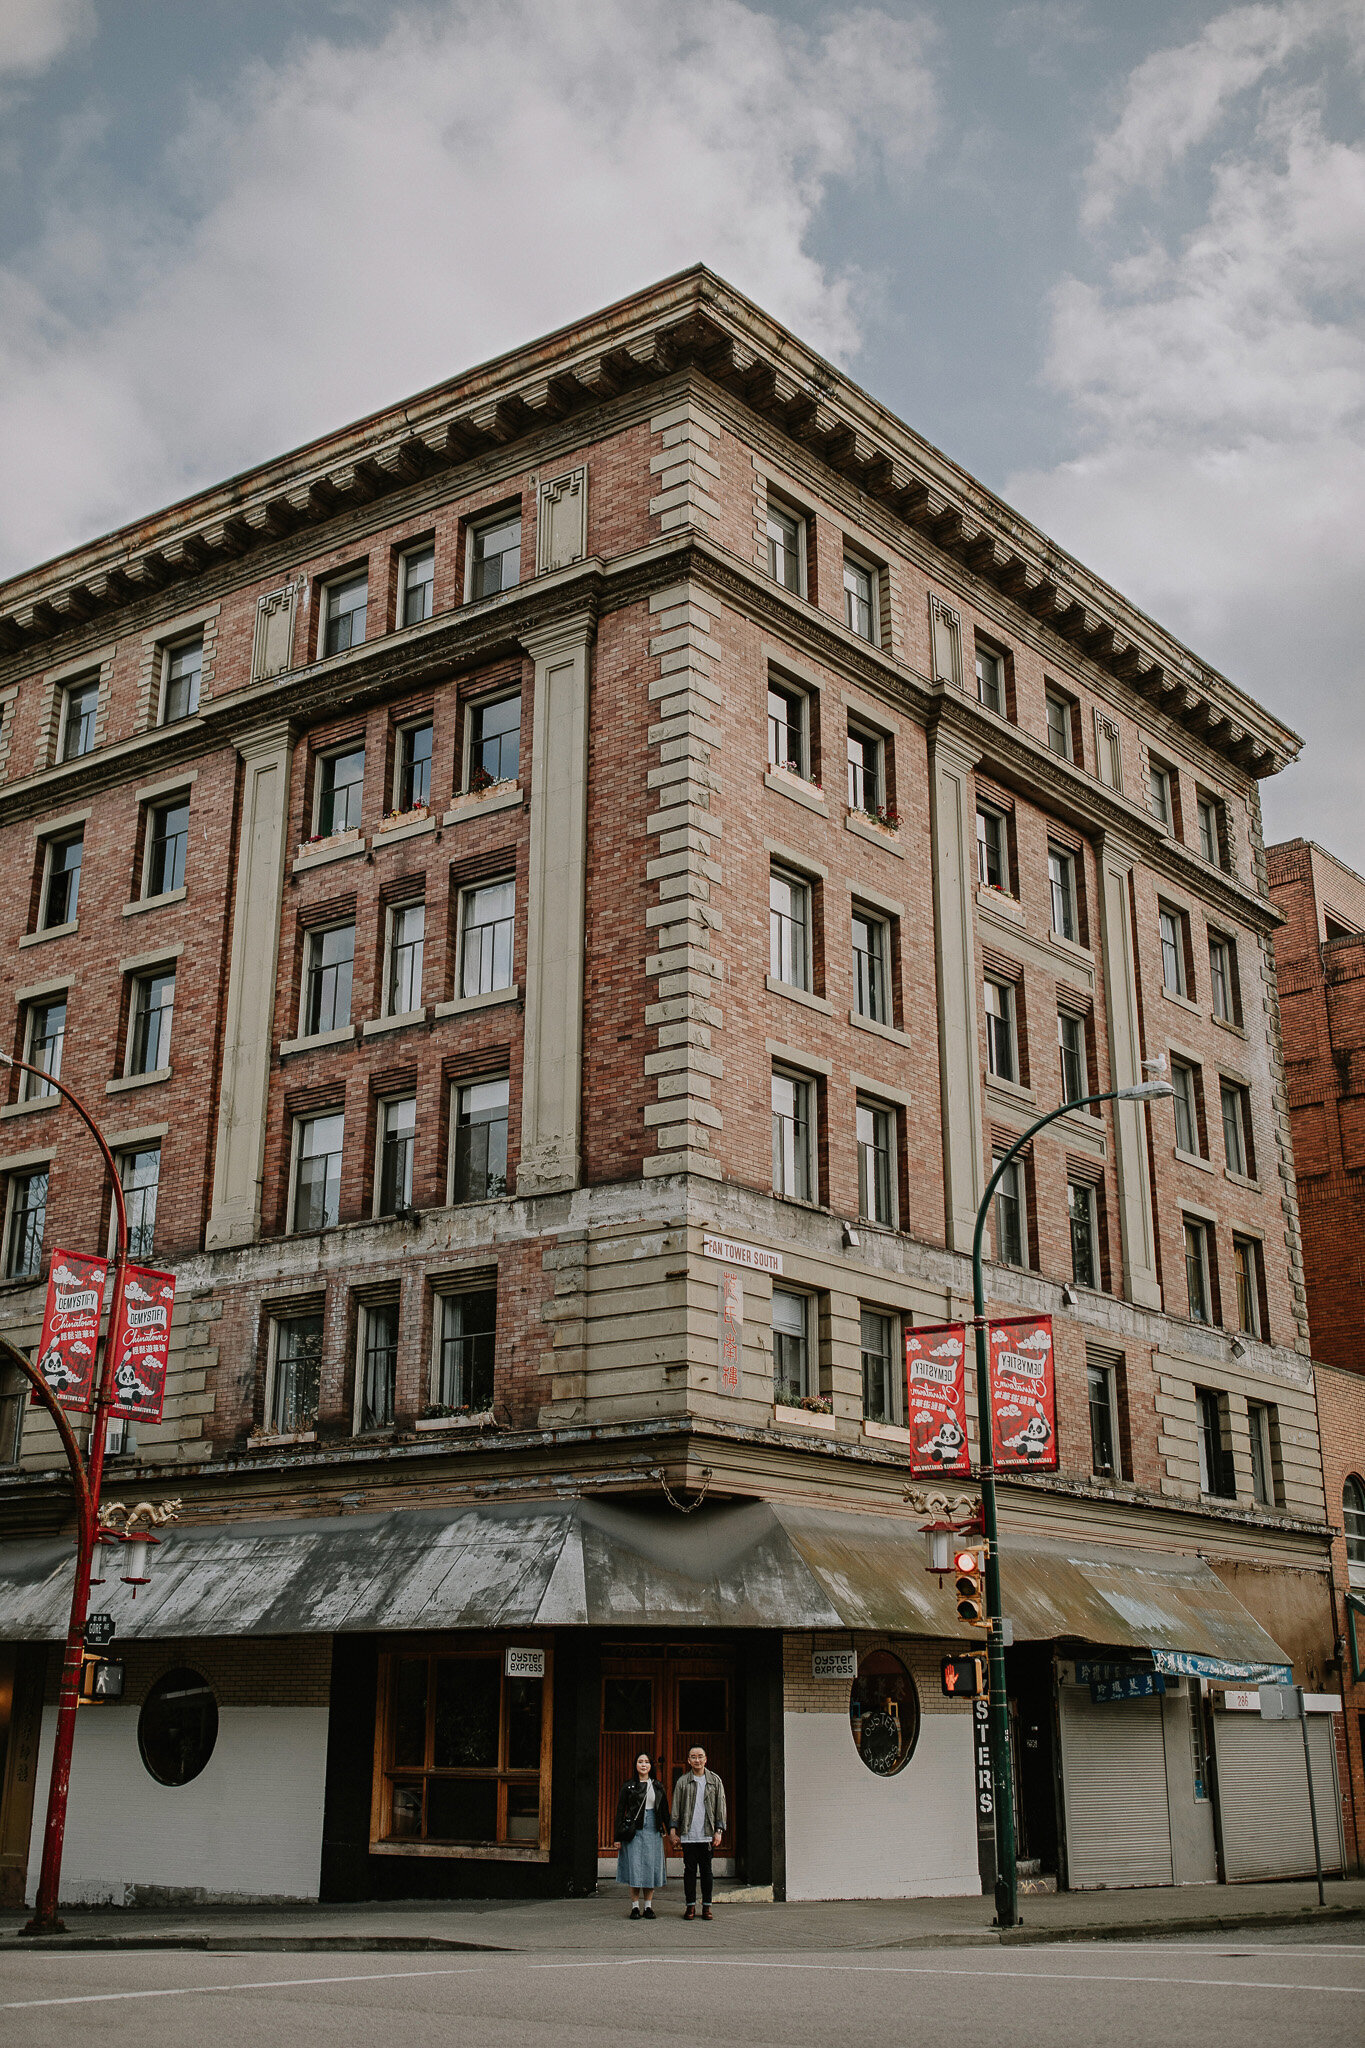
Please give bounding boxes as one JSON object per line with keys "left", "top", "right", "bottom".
{"left": 616, "top": 1823, "right": 667, "bottom": 1888}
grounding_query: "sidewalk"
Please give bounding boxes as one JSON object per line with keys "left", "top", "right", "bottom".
{"left": 2, "top": 1878, "right": 1362, "bottom": 1954}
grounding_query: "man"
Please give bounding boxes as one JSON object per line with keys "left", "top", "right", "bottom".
{"left": 669, "top": 1744, "right": 726, "bottom": 1920}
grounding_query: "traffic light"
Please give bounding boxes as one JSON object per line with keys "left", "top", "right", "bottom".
{"left": 940, "top": 1653, "right": 986, "bottom": 1699}
{"left": 953, "top": 1546, "right": 987, "bottom": 1629}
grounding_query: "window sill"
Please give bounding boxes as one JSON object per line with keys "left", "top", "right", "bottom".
{"left": 293, "top": 832, "right": 365, "bottom": 874}
{"left": 122, "top": 886, "right": 187, "bottom": 918}
{"left": 362, "top": 1007, "right": 428, "bottom": 1038}
{"left": 367, "top": 1840, "right": 549, "bottom": 1864}
{"left": 848, "top": 1010, "right": 912, "bottom": 1048}
{"left": 844, "top": 811, "right": 904, "bottom": 858}
{"left": 1224, "top": 1168, "right": 1261, "bottom": 1191}
{"left": 1047, "top": 929, "right": 1092, "bottom": 965}
{"left": 862, "top": 1419, "right": 910, "bottom": 1445}
{"left": 413, "top": 1409, "right": 497, "bottom": 1434}
{"left": 774, "top": 1402, "right": 837, "bottom": 1434}
{"left": 443, "top": 784, "right": 522, "bottom": 824}
{"left": 763, "top": 769, "right": 827, "bottom": 816}
{"left": 1160, "top": 986, "right": 1201, "bottom": 1016}
{"left": 986, "top": 1073, "right": 1035, "bottom": 1107}
{"left": 434, "top": 985, "right": 520, "bottom": 1018}
{"left": 977, "top": 887, "right": 1022, "bottom": 923}
{"left": 249, "top": 1430, "right": 317, "bottom": 1449}
{"left": 1211, "top": 1014, "right": 1247, "bottom": 1039}
{"left": 105, "top": 1067, "right": 171, "bottom": 1095}
{"left": 280, "top": 1024, "right": 358, "bottom": 1058}
{"left": 373, "top": 812, "right": 435, "bottom": 849}
{"left": 764, "top": 974, "right": 833, "bottom": 1016}
{"left": 0, "top": 1095, "right": 60, "bottom": 1120}
{"left": 19, "top": 921, "right": 78, "bottom": 949}
{"left": 1174, "top": 1146, "right": 1216, "bottom": 1175}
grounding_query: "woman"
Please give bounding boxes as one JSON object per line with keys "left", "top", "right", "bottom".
{"left": 613, "top": 1752, "right": 668, "bottom": 1918}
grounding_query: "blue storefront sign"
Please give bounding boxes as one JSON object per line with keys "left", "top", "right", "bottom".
{"left": 1075, "top": 1659, "right": 1153, "bottom": 1685}
{"left": 1089, "top": 1671, "right": 1165, "bottom": 1703}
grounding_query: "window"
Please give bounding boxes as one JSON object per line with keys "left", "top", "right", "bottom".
{"left": 22, "top": 998, "right": 66, "bottom": 1099}
{"left": 1095, "top": 712, "right": 1123, "bottom": 790}
{"left": 993, "top": 1156, "right": 1025, "bottom": 1267}
{"left": 1197, "top": 793, "right": 1224, "bottom": 867}
{"left": 469, "top": 513, "right": 521, "bottom": 600}
{"left": 118, "top": 1145, "right": 160, "bottom": 1262}
{"left": 1148, "top": 762, "right": 1173, "bottom": 828}
{"left": 975, "top": 644, "right": 1004, "bottom": 715}
{"left": 1045, "top": 690, "right": 1074, "bottom": 760}
{"left": 60, "top": 678, "right": 98, "bottom": 761}
{"left": 852, "top": 909, "right": 889, "bottom": 1024}
{"left": 5, "top": 1167, "right": 48, "bottom": 1279}
{"left": 459, "top": 878, "right": 515, "bottom": 998}
{"left": 1344, "top": 1477, "right": 1365, "bottom": 1568}
{"left": 767, "top": 679, "right": 807, "bottom": 776}
{"left": 162, "top": 638, "right": 202, "bottom": 724}
{"left": 358, "top": 1301, "right": 398, "bottom": 1432}
{"left": 1172, "top": 1060, "right": 1201, "bottom": 1156}
{"left": 1069, "top": 1180, "right": 1098, "bottom": 1290}
{"left": 399, "top": 545, "right": 435, "bottom": 627}
{"left": 861, "top": 1308, "right": 902, "bottom": 1426}
{"left": 771, "top": 1069, "right": 814, "bottom": 1203}
{"left": 851, "top": 1650, "right": 920, "bottom": 1776}
{"left": 1221, "top": 1081, "right": 1253, "bottom": 1178}
{"left": 1048, "top": 845, "right": 1078, "bottom": 941}
{"left": 270, "top": 1314, "right": 322, "bottom": 1433}
{"left": 846, "top": 726, "right": 880, "bottom": 813}
{"left": 395, "top": 722, "right": 433, "bottom": 811}
{"left": 146, "top": 798, "right": 189, "bottom": 897}
{"left": 1058, "top": 1012, "right": 1086, "bottom": 1106}
{"left": 984, "top": 979, "right": 1016, "bottom": 1083}
{"left": 976, "top": 808, "right": 1008, "bottom": 891}
{"left": 768, "top": 868, "right": 810, "bottom": 990}
{"left": 1247, "top": 1401, "right": 1277, "bottom": 1507}
{"left": 323, "top": 573, "right": 368, "bottom": 656}
{"left": 1159, "top": 904, "right": 1188, "bottom": 996}
{"left": 0, "top": 1356, "right": 24, "bottom": 1465}
{"left": 1208, "top": 935, "right": 1238, "bottom": 1023}
{"left": 292, "top": 1111, "right": 343, "bottom": 1232}
{"left": 1184, "top": 1220, "right": 1213, "bottom": 1325}
{"left": 303, "top": 924, "right": 354, "bottom": 1036}
{"left": 1233, "top": 1235, "right": 1263, "bottom": 1337}
{"left": 843, "top": 557, "right": 876, "bottom": 642}
{"left": 856, "top": 1100, "right": 894, "bottom": 1227}
{"left": 316, "top": 747, "right": 365, "bottom": 836}
{"left": 434, "top": 1288, "right": 496, "bottom": 1411}
{"left": 1087, "top": 1360, "right": 1119, "bottom": 1477}
{"left": 468, "top": 695, "right": 520, "bottom": 788}
{"left": 766, "top": 501, "right": 803, "bottom": 594}
{"left": 386, "top": 902, "right": 425, "bottom": 1015}
{"left": 138, "top": 1669, "right": 218, "bottom": 1787}
{"left": 127, "top": 969, "right": 174, "bottom": 1075}
{"left": 1197, "top": 1385, "right": 1233, "bottom": 1496}
{"left": 375, "top": 1641, "right": 547, "bottom": 1851}
{"left": 41, "top": 833, "right": 83, "bottom": 929}
{"left": 377, "top": 1096, "right": 416, "bottom": 1216}
{"left": 772, "top": 1287, "right": 811, "bottom": 1404}
{"left": 451, "top": 1077, "right": 509, "bottom": 1203}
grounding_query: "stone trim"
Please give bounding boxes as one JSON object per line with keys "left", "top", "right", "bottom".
{"left": 929, "top": 727, "right": 985, "bottom": 1252}
{"left": 36, "top": 646, "right": 116, "bottom": 773}
{"left": 1096, "top": 831, "right": 1163, "bottom": 1310}
{"left": 136, "top": 604, "right": 220, "bottom": 732}
{"left": 650, "top": 401, "right": 723, "bottom": 536}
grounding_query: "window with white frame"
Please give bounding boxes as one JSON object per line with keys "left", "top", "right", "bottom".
{"left": 1247, "top": 1399, "right": 1277, "bottom": 1506}
{"left": 127, "top": 968, "right": 175, "bottom": 1075}
{"left": 145, "top": 796, "right": 189, "bottom": 897}
{"left": 394, "top": 721, "right": 433, "bottom": 812}
{"left": 40, "top": 833, "right": 82, "bottom": 930}
{"left": 5, "top": 1166, "right": 48, "bottom": 1280}
{"left": 984, "top": 979, "right": 1017, "bottom": 1083}
{"left": 765, "top": 499, "right": 804, "bottom": 595}
{"left": 1233, "top": 1235, "right": 1263, "bottom": 1338}
{"left": 1048, "top": 845, "right": 1078, "bottom": 941}
{"left": 767, "top": 678, "right": 808, "bottom": 776}
{"left": 1058, "top": 1011, "right": 1086, "bottom": 1106}
{"left": 21, "top": 997, "right": 66, "bottom": 1099}
{"left": 315, "top": 746, "right": 365, "bottom": 837}
{"left": 376, "top": 1095, "right": 416, "bottom": 1216}
{"left": 1087, "top": 1357, "right": 1120, "bottom": 1477}
{"left": 1208, "top": 933, "right": 1239, "bottom": 1024}
{"left": 1094, "top": 712, "right": 1123, "bottom": 790}
{"left": 1148, "top": 760, "right": 1173, "bottom": 828}
{"left": 975, "top": 643, "right": 1004, "bottom": 715}
{"left": 302, "top": 923, "right": 354, "bottom": 1036}
{"left": 852, "top": 907, "right": 890, "bottom": 1024}
{"left": 769, "top": 867, "right": 811, "bottom": 991}
{"left": 399, "top": 545, "right": 435, "bottom": 627}
{"left": 771, "top": 1287, "right": 811, "bottom": 1405}
{"left": 843, "top": 556, "right": 876, "bottom": 643}
{"left": 469, "top": 513, "right": 521, "bottom": 600}
{"left": 357, "top": 1300, "right": 399, "bottom": 1432}
{"left": 846, "top": 725, "right": 881, "bottom": 814}
{"left": 1342, "top": 1476, "right": 1365, "bottom": 1570}
{"left": 1196, "top": 1384, "right": 1233, "bottom": 1494}
{"left": 433, "top": 1287, "right": 496, "bottom": 1412}
{"left": 1171, "top": 1059, "right": 1201, "bottom": 1156}
{"left": 1045, "top": 689, "right": 1074, "bottom": 760}
{"left": 118, "top": 1145, "right": 160, "bottom": 1263}
{"left": 60, "top": 678, "right": 98, "bottom": 762}
{"left": 771, "top": 1068, "right": 814, "bottom": 1202}
{"left": 458, "top": 878, "right": 515, "bottom": 998}
{"left": 385, "top": 901, "right": 425, "bottom": 1015}
{"left": 322, "top": 572, "right": 368, "bottom": 656}
{"left": 861, "top": 1307, "right": 903, "bottom": 1426}
{"left": 1159, "top": 903, "right": 1190, "bottom": 996}
{"left": 292, "top": 1111, "right": 343, "bottom": 1232}
{"left": 161, "top": 638, "right": 202, "bottom": 724}
{"left": 1221, "top": 1080, "right": 1253, "bottom": 1178}
{"left": 269, "top": 1314, "right": 322, "bottom": 1434}
{"left": 1185, "top": 1221, "right": 1214, "bottom": 1325}
{"left": 856, "top": 1099, "right": 894, "bottom": 1227}
{"left": 976, "top": 807, "right": 1009, "bottom": 891}
{"left": 467, "top": 694, "right": 520, "bottom": 789}
{"left": 992, "top": 1155, "right": 1025, "bottom": 1267}
{"left": 1196, "top": 792, "right": 1225, "bottom": 868}
{"left": 1069, "top": 1180, "right": 1098, "bottom": 1290}
{"left": 451, "top": 1076, "right": 509, "bottom": 1203}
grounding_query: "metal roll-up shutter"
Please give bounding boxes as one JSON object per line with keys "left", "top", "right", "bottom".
{"left": 1213, "top": 1712, "right": 1344, "bottom": 1880}
{"left": 1059, "top": 1684, "right": 1174, "bottom": 1887}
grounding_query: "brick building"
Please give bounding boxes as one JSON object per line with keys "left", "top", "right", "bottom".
{"left": 0, "top": 269, "right": 1347, "bottom": 1907}
{"left": 1311, "top": 1362, "right": 1365, "bottom": 1874}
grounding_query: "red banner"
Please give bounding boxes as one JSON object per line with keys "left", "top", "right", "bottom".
{"left": 33, "top": 1248, "right": 109, "bottom": 1411}
{"left": 107, "top": 1265, "right": 176, "bottom": 1424}
{"left": 988, "top": 1315, "right": 1057, "bottom": 1470}
{"left": 905, "top": 1321, "right": 970, "bottom": 1476}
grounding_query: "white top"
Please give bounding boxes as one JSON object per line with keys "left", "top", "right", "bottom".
{"left": 683, "top": 1771, "right": 710, "bottom": 1842}
{"left": 644, "top": 1780, "right": 655, "bottom": 1811}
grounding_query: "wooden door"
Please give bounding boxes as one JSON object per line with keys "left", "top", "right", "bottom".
{"left": 598, "top": 1660, "right": 664, "bottom": 1852}
{"left": 669, "top": 1657, "right": 735, "bottom": 1854}
{"left": 598, "top": 1651, "right": 737, "bottom": 1855}
{"left": 0, "top": 1646, "right": 44, "bottom": 1909}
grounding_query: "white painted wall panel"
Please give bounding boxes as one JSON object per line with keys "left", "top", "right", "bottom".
{"left": 783, "top": 1711, "right": 978, "bottom": 1900}
{"left": 27, "top": 1704, "right": 328, "bottom": 1905}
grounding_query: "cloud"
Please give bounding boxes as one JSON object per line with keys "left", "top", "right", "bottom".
{"left": 0, "top": 0, "right": 937, "bottom": 575}
{"left": 0, "top": 0, "right": 94, "bottom": 77}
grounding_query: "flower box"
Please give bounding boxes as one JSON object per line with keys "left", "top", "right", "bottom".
{"left": 774, "top": 1402, "right": 837, "bottom": 1434}
{"left": 413, "top": 1408, "right": 497, "bottom": 1433}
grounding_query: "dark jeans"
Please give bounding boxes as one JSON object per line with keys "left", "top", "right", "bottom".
{"left": 681, "top": 1842, "right": 714, "bottom": 1904}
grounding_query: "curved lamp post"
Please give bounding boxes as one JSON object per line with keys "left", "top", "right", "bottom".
{"left": 973, "top": 1059, "right": 1173, "bottom": 1929}
{"left": 0, "top": 1051, "right": 129, "bottom": 1937}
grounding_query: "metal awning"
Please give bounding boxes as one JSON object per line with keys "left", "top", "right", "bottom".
{"left": 0, "top": 1499, "right": 1290, "bottom": 1675}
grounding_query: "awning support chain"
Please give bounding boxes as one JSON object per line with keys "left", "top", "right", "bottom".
{"left": 655, "top": 1466, "right": 714, "bottom": 1515}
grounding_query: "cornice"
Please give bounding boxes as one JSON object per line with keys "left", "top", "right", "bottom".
{"left": 0, "top": 267, "right": 1299, "bottom": 783}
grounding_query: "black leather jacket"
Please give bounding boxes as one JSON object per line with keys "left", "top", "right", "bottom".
{"left": 613, "top": 1776, "right": 668, "bottom": 1842}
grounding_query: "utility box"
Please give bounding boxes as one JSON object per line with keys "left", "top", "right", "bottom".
{"left": 1258, "top": 1683, "right": 1300, "bottom": 1720}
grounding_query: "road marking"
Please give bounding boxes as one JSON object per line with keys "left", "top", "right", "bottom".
{"left": 1, "top": 1966, "right": 490, "bottom": 2010}
{"left": 677, "top": 1959, "right": 1365, "bottom": 1993}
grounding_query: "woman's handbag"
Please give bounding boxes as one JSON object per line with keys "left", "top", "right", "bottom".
{"left": 617, "top": 1786, "right": 645, "bottom": 1843}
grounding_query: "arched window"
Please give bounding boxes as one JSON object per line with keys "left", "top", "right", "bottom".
{"left": 1344, "top": 1476, "right": 1365, "bottom": 1569}
{"left": 138, "top": 1668, "right": 218, "bottom": 1786}
{"left": 849, "top": 1650, "right": 920, "bottom": 1776}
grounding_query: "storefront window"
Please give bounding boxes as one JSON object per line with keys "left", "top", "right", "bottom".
{"left": 849, "top": 1650, "right": 920, "bottom": 1776}
{"left": 138, "top": 1667, "right": 218, "bottom": 1786}
{"left": 376, "top": 1644, "right": 550, "bottom": 1853}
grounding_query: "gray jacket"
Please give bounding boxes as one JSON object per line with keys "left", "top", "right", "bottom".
{"left": 671, "top": 1768, "right": 727, "bottom": 1839}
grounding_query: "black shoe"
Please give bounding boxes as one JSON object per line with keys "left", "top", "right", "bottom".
{"left": 684, "top": 1904, "right": 695, "bottom": 1920}
{"left": 629, "top": 1905, "right": 640, "bottom": 1919}
{"left": 643, "top": 1907, "right": 655, "bottom": 1920}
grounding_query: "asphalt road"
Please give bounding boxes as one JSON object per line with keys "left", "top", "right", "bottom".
{"left": 3, "top": 1929, "right": 1362, "bottom": 2048}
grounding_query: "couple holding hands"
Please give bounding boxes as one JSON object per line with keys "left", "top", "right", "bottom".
{"left": 612, "top": 1745, "right": 727, "bottom": 1920}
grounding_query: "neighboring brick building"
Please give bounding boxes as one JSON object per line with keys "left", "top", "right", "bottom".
{"left": 0, "top": 269, "right": 1345, "bottom": 1908}
{"left": 1309, "top": 1361, "right": 1365, "bottom": 1873}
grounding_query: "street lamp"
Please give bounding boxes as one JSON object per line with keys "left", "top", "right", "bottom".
{"left": 972, "top": 1058, "right": 1173, "bottom": 1929}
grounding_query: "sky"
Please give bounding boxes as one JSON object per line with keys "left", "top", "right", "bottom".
{"left": 1, "top": 0, "right": 1362, "bottom": 861}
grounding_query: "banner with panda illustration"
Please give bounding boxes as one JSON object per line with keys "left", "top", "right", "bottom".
{"left": 106, "top": 1264, "right": 176, "bottom": 1424}
{"left": 904, "top": 1321, "right": 970, "bottom": 1476}
{"left": 987, "top": 1315, "right": 1057, "bottom": 1471}
{"left": 33, "top": 1248, "right": 109, "bottom": 1411}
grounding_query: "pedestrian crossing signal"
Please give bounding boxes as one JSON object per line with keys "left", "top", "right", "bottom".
{"left": 940, "top": 1654, "right": 986, "bottom": 1699}
{"left": 953, "top": 1546, "right": 987, "bottom": 1628}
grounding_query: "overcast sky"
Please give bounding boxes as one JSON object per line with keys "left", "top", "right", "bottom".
{"left": 2, "top": 0, "right": 1361, "bottom": 860}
